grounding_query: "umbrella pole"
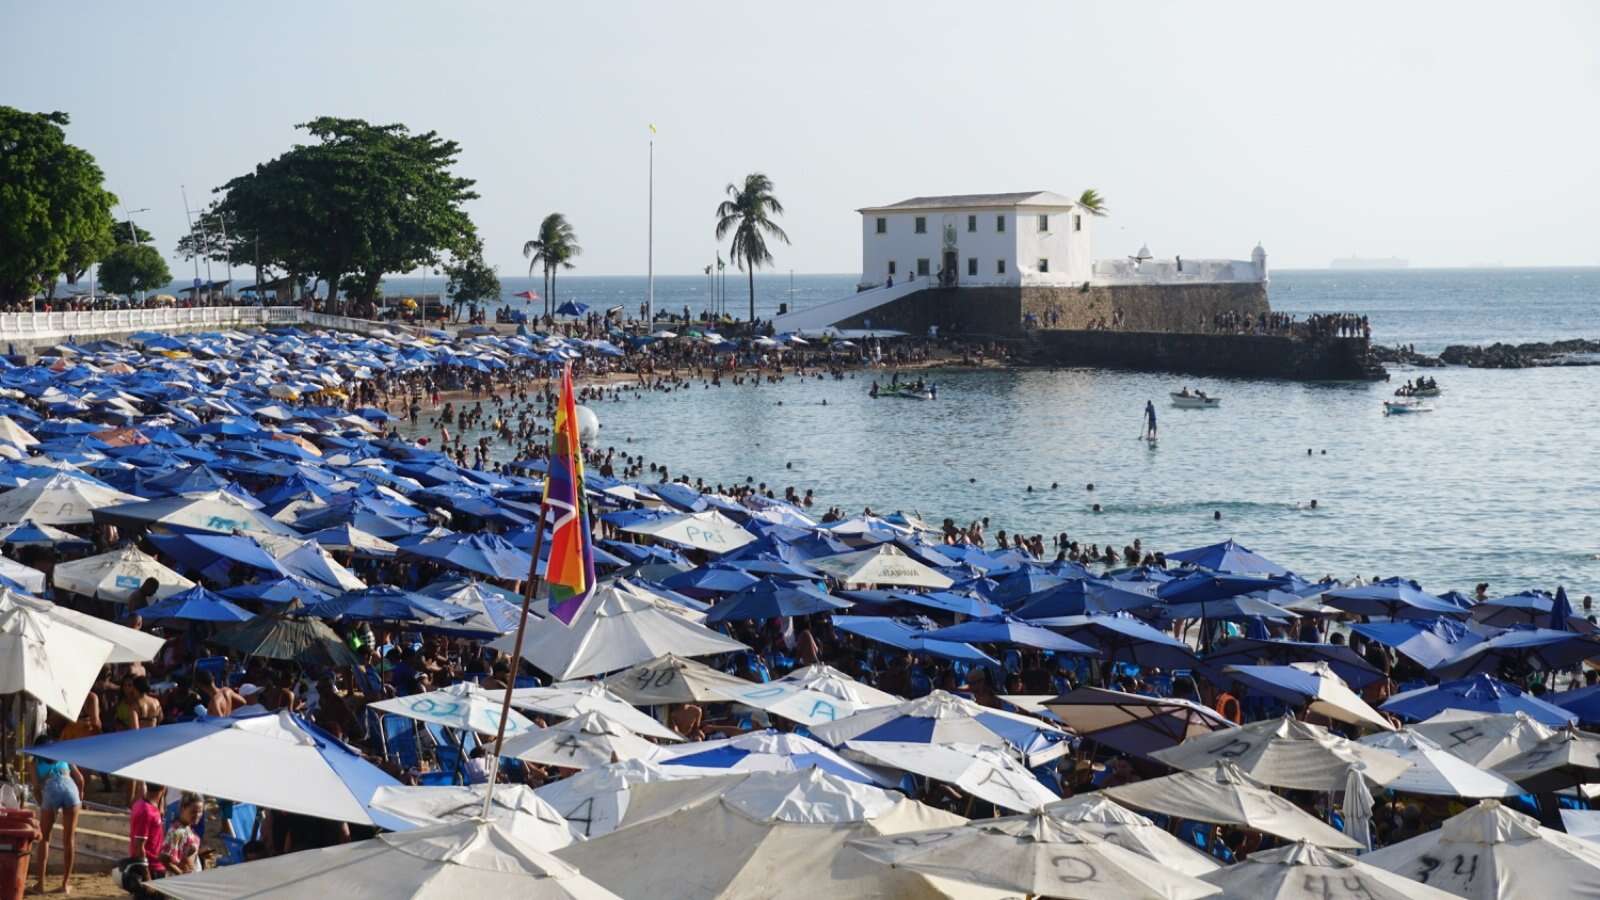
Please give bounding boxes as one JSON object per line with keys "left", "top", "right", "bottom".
{"left": 481, "top": 502, "right": 549, "bottom": 818}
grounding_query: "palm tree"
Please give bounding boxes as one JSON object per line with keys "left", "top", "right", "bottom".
{"left": 1077, "top": 189, "right": 1109, "bottom": 217}
{"left": 522, "top": 213, "right": 581, "bottom": 317}
{"left": 715, "top": 173, "right": 789, "bottom": 324}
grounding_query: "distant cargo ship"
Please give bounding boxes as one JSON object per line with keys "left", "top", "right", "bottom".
{"left": 1330, "top": 257, "right": 1408, "bottom": 270}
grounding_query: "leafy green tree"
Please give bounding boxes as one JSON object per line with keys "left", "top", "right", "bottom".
{"left": 0, "top": 108, "right": 118, "bottom": 305}
{"left": 521, "top": 213, "right": 580, "bottom": 317}
{"left": 1077, "top": 189, "right": 1108, "bottom": 217}
{"left": 208, "top": 117, "right": 479, "bottom": 314}
{"left": 114, "top": 221, "right": 155, "bottom": 246}
{"left": 445, "top": 245, "right": 501, "bottom": 321}
{"left": 715, "top": 173, "right": 789, "bottom": 323}
{"left": 98, "top": 244, "right": 172, "bottom": 297}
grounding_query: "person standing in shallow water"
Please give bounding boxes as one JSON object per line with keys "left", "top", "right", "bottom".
{"left": 1143, "top": 400, "right": 1158, "bottom": 439}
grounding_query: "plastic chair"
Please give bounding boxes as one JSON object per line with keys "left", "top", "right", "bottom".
{"left": 382, "top": 715, "right": 422, "bottom": 770}
{"left": 417, "top": 771, "right": 455, "bottom": 786}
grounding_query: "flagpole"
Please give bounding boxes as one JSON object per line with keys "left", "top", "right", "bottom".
{"left": 481, "top": 500, "right": 550, "bottom": 818}
{"left": 646, "top": 131, "right": 655, "bottom": 328}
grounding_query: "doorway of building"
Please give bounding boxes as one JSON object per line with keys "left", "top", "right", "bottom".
{"left": 941, "top": 250, "right": 958, "bottom": 287}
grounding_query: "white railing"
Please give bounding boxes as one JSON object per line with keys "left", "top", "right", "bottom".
{"left": 0, "top": 306, "right": 306, "bottom": 341}
{"left": 771, "top": 277, "right": 931, "bottom": 332}
{"left": 300, "top": 312, "right": 426, "bottom": 340}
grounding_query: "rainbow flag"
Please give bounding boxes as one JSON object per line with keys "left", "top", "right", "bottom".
{"left": 543, "top": 365, "right": 596, "bottom": 625}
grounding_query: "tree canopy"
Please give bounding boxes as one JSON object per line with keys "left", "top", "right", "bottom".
{"left": 445, "top": 242, "right": 501, "bottom": 310}
{"left": 205, "top": 117, "right": 479, "bottom": 312}
{"left": 0, "top": 107, "right": 118, "bottom": 304}
{"left": 98, "top": 244, "right": 172, "bottom": 297}
{"left": 521, "top": 213, "right": 580, "bottom": 315}
{"left": 1077, "top": 189, "right": 1108, "bottom": 217}
{"left": 715, "top": 173, "right": 789, "bottom": 323}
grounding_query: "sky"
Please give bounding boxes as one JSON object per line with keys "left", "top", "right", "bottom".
{"left": 9, "top": 0, "right": 1600, "bottom": 276}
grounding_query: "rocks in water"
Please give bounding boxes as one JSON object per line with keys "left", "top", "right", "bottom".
{"left": 1440, "top": 339, "right": 1600, "bottom": 369}
{"left": 1375, "top": 338, "right": 1600, "bottom": 369}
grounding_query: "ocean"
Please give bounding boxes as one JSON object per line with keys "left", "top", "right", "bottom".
{"left": 395, "top": 268, "right": 1600, "bottom": 596}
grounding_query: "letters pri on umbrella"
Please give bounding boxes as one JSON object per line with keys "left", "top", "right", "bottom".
{"left": 544, "top": 365, "right": 596, "bottom": 625}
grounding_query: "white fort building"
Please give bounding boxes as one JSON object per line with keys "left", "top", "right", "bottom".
{"left": 773, "top": 190, "right": 1266, "bottom": 334}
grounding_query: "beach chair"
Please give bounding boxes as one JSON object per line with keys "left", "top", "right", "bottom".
{"left": 381, "top": 715, "right": 422, "bottom": 771}
{"left": 417, "top": 771, "right": 455, "bottom": 786}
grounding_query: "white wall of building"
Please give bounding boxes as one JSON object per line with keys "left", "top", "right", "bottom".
{"left": 857, "top": 205, "right": 1089, "bottom": 290}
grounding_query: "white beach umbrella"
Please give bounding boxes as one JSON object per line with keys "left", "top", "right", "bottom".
{"left": 1104, "top": 762, "right": 1363, "bottom": 850}
{"left": 656, "top": 730, "right": 896, "bottom": 787}
{"left": 619, "top": 509, "right": 755, "bottom": 554}
{"left": 848, "top": 810, "right": 1220, "bottom": 900}
{"left": 95, "top": 489, "right": 297, "bottom": 537}
{"left": 556, "top": 768, "right": 1007, "bottom": 900}
{"left": 151, "top": 819, "right": 619, "bottom": 899}
{"left": 601, "top": 652, "right": 756, "bottom": 705}
{"left": 0, "top": 602, "right": 114, "bottom": 717}
{"left": 1561, "top": 808, "right": 1600, "bottom": 842}
{"left": 1043, "top": 686, "right": 1238, "bottom": 759}
{"left": 808, "top": 544, "right": 955, "bottom": 589}
{"left": 509, "top": 682, "right": 685, "bottom": 742}
{"left": 0, "top": 415, "right": 39, "bottom": 447}
{"left": 1410, "top": 709, "right": 1556, "bottom": 768}
{"left": 51, "top": 545, "right": 195, "bottom": 604}
{"left": 1046, "top": 794, "right": 1221, "bottom": 877}
{"left": 275, "top": 539, "right": 368, "bottom": 591}
{"left": 0, "top": 472, "right": 139, "bottom": 525}
{"left": 1200, "top": 842, "right": 1460, "bottom": 900}
{"left": 843, "top": 740, "right": 1059, "bottom": 812}
{"left": 1150, "top": 715, "right": 1410, "bottom": 791}
{"left": 369, "top": 784, "right": 575, "bottom": 851}
{"left": 502, "top": 711, "right": 661, "bottom": 770}
{"left": 713, "top": 662, "right": 900, "bottom": 726}
{"left": 369, "top": 682, "right": 537, "bottom": 738}
{"left": 0, "top": 555, "right": 45, "bottom": 594}
{"left": 810, "top": 690, "right": 1071, "bottom": 767}
{"left": 534, "top": 758, "right": 689, "bottom": 839}
{"left": 1223, "top": 661, "right": 1396, "bottom": 731}
{"left": 0, "top": 588, "right": 163, "bottom": 663}
{"left": 1364, "top": 799, "right": 1600, "bottom": 899}
{"left": 1357, "top": 729, "right": 1523, "bottom": 798}
{"left": 1490, "top": 728, "right": 1600, "bottom": 792}
{"left": 488, "top": 583, "right": 747, "bottom": 681}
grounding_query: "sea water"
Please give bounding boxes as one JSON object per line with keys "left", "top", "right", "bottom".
{"left": 397, "top": 268, "right": 1600, "bottom": 596}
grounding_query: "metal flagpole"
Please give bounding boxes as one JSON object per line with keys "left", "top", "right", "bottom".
{"left": 481, "top": 501, "right": 549, "bottom": 818}
{"left": 646, "top": 126, "right": 655, "bottom": 327}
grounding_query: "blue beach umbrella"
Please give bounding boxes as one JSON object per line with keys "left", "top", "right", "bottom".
{"left": 987, "top": 569, "right": 1067, "bottom": 607}
{"left": 554, "top": 301, "right": 590, "bottom": 316}
{"left": 139, "top": 586, "right": 256, "bottom": 624}
{"left": 1028, "top": 613, "right": 1200, "bottom": 670}
{"left": 1551, "top": 684, "right": 1600, "bottom": 725}
{"left": 147, "top": 532, "right": 287, "bottom": 580}
{"left": 659, "top": 565, "right": 761, "bottom": 599}
{"left": 888, "top": 590, "right": 1004, "bottom": 619}
{"left": 1012, "top": 579, "right": 1161, "bottom": 620}
{"left": 830, "top": 616, "right": 996, "bottom": 664}
{"left": 1157, "top": 594, "right": 1299, "bottom": 623}
{"left": 1165, "top": 539, "right": 1291, "bottom": 577}
{"left": 0, "top": 519, "right": 91, "bottom": 549}
{"left": 1383, "top": 674, "right": 1577, "bottom": 727}
{"left": 1471, "top": 590, "right": 1555, "bottom": 628}
{"left": 1430, "top": 627, "right": 1600, "bottom": 680}
{"left": 399, "top": 532, "right": 533, "bottom": 580}
{"left": 1348, "top": 619, "right": 1483, "bottom": 670}
{"left": 918, "top": 616, "right": 1098, "bottom": 655}
{"left": 705, "top": 581, "right": 851, "bottom": 624}
{"left": 1156, "top": 571, "right": 1284, "bottom": 605}
{"left": 1322, "top": 579, "right": 1467, "bottom": 621}
{"left": 219, "top": 576, "right": 334, "bottom": 606}
{"left": 309, "top": 586, "right": 476, "bottom": 623}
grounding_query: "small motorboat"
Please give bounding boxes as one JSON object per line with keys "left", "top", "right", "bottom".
{"left": 877, "top": 383, "right": 936, "bottom": 401}
{"left": 1384, "top": 400, "right": 1434, "bottom": 415}
{"left": 1170, "top": 391, "right": 1221, "bottom": 409}
{"left": 1394, "top": 386, "right": 1441, "bottom": 398}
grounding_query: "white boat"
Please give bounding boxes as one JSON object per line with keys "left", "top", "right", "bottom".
{"left": 1170, "top": 392, "right": 1221, "bottom": 409}
{"left": 1383, "top": 400, "right": 1434, "bottom": 415}
{"left": 1394, "top": 386, "right": 1441, "bottom": 398}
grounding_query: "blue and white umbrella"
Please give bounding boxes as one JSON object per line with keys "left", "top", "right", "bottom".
{"left": 809, "top": 690, "right": 1071, "bottom": 766}
{"left": 655, "top": 729, "right": 895, "bottom": 787}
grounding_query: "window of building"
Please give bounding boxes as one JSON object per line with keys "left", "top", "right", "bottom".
{"left": 967, "top": 215, "right": 976, "bottom": 233}
{"left": 1073, "top": 214, "right": 1082, "bottom": 232}
{"left": 997, "top": 259, "right": 1007, "bottom": 275}
{"left": 875, "top": 217, "right": 886, "bottom": 234}
{"left": 887, "top": 260, "right": 896, "bottom": 275}
{"left": 967, "top": 257, "right": 977, "bottom": 276}
{"left": 914, "top": 216, "right": 926, "bottom": 234}
{"left": 996, "top": 215, "right": 1006, "bottom": 233}
{"left": 1038, "top": 259, "right": 1050, "bottom": 273}
{"left": 916, "top": 258, "right": 930, "bottom": 276}
{"left": 1038, "top": 214, "right": 1050, "bottom": 232}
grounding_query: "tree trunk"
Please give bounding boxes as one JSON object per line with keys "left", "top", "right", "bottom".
{"left": 747, "top": 263, "right": 756, "bottom": 325}
{"left": 544, "top": 267, "right": 551, "bottom": 318}
{"left": 324, "top": 272, "right": 342, "bottom": 315}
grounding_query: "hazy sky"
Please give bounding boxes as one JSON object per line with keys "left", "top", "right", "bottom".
{"left": 9, "top": 1, "right": 1599, "bottom": 276}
